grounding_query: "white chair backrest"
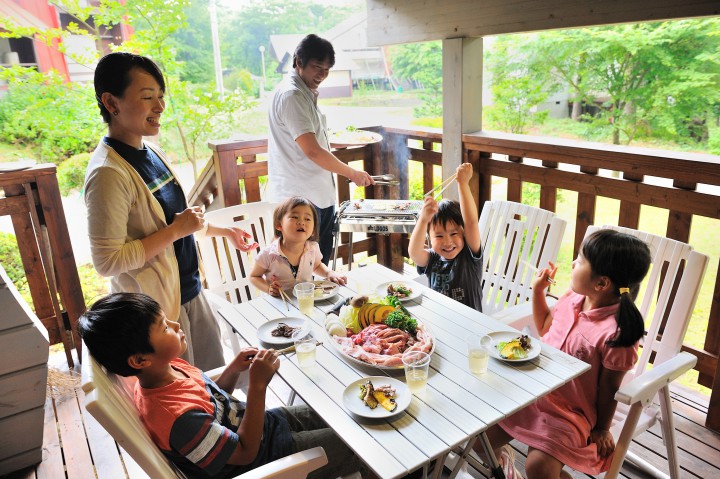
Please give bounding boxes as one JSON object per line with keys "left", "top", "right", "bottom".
{"left": 479, "top": 200, "right": 567, "bottom": 315}
{"left": 81, "top": 348, "right": 185, "bottom": 478}
{"left": 198, "top": 202, "right": 276, "bottom": 304}
{"left": 585, "top": 225, "right": 708, "bottom": 380}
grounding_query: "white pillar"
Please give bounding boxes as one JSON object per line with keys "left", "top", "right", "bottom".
{"left": 442, "top": 37, "right": 483, "bottom": 201}
{"left": 209, "top": 0, "right": 224, "bottom": 99}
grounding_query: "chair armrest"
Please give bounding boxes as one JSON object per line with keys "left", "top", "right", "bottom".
{"left": 232, "top": 446, "right": 328, "bottom": 479}
{"left": 614, "top": 352, "right": 697, "bottom": 406}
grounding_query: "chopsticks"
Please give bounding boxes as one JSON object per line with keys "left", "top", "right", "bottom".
{"left": 522, "top": 260, "right": 556, "bottom": 285}
{"left": 424, "top": 173, "right": 457, "bottom": 198}
{"left": 278, "top": 288, "right": 291, "bottom": 312}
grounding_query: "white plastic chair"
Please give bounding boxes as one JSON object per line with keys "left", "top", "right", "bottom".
{"left": 478, "top": 200, "right": 567, "bottom": 316}
{"left": 81, "top": 345, "right": 329, "bottom": 479}
{"left": 198, "top": 202, "right": 276, "bottom": 304}
{"left": 504, "top": 225, "right": 708, "bottom": 479}
{"left": 197, "top": 202, "right": 276, "bottom": 356}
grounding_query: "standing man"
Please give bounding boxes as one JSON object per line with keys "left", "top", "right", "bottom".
{"left": 268, "top": 34, "right": 375, "bottom": 265}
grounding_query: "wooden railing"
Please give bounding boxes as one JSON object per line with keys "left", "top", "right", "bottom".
{"left": 191, "top": 126, "right": 720, "bottom": 431}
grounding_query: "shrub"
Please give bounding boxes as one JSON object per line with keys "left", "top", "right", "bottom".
{"left": 0, "top": 233, "right": 28, "bottom": 301}
{"left": 57, "top": 152, "right": 91, "bottom": 195}
{"left": 0, "top": 70, "right": 102, "bottom": 164}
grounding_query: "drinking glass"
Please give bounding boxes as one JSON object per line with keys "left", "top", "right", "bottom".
{"left": 292, "top": 329, "right": 316, "bottom": 368}
{"left": 467, "top": 334, "right": 493, "bottom": 374}
{"left": 294, "top": 282, "right": 315, "bottom": 315}
{"left": 402, "top": 350, "right": 431, "bottom": 395}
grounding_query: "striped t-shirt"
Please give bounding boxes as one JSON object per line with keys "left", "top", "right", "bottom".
{"left": 134, "top": 359, "right": 293, "bottom": 478}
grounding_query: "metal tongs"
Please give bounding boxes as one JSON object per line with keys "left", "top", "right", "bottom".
{"left": 348, "top": 174, "right": 399, "bottom": 186}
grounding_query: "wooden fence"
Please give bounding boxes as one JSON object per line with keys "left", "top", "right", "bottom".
{"left": 188, "top": 126, "right": 720, "bottom": 431}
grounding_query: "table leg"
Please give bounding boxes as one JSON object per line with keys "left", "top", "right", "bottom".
{"left": 332, "top": 229, "right": 341, "bottom": 270}
{"left": 478, "top": 432, "right": 505, "bottom": 479}
{"left": 347, "top": 232, "right": 354, "bottom": 271}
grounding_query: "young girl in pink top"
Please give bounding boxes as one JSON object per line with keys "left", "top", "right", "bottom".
{"left": 250, "top": 196, "right": 346, "bottom": 297}
{"left": 474, "top": 229, "right": 652, "bottom": 479}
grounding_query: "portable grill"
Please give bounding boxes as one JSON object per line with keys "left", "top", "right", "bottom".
{"left": 332, "top": 199, "right": 423, "bottom": 269}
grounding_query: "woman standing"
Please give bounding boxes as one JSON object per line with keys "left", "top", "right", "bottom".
{"left": 85, "top": 52, "right": 256, "bottom": 370}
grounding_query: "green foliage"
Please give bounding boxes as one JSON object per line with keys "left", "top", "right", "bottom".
{"left": 218, "top": 0, "right": 360, "bottom": 80}
{"left": 57, "top": 152, "right": 91, "bottom": 195}
{"left": 709, "top": 130, "right": 720, "bottom": 155}
{"left": 77, "top": 263, "right": 110, "bottom": 306}
{"left": 0, "top": 69, "right": 102, "bottom": 163}
{"left": 390, "top": 42, "right": 442, "bottom": 117}
{"left": 226, "top": 69, "right": 256, "bottom": 95}
{"left": 0, "top": 233, "right": 27, "bottom": 296}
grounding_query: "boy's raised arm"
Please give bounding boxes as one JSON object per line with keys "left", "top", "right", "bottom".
{"left": 456, "top": 163, "right": 481, "bottom": 255}
{"left": 408, "top": 196, "right": 436, "bottom": 268}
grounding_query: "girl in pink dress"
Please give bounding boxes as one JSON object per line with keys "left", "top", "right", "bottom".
{"left": 474, "top": 229, "right": 652, "bottom": 479}
{"left": 249, "top": 196, "right": 346, "bottom": 296}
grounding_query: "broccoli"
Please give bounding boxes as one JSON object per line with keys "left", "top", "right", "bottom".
{"left": 385, "top": 295, "right": 409, "bottom": 315}
{"left": 384, "top": 310, "right": 417, "bottom": 334}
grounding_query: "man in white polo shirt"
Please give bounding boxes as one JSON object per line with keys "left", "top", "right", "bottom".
{"left": 268, "top": 33, "right": 374, "bottom": 265}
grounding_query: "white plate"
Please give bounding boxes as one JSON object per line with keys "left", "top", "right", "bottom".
{"left": 329, "top": 130, "right": 382, "bottom": 148}
{"left": 487, "top": 331, "right": 541, "bottom": 362}
{"left": 0, "top": 159, "right": 35, "bottom": 172}
{"left": 256, "top": 317, "right": 309, "bottom": 346}
{"left": 375, "top": 281, "right": 422, "bottom": 302}
{"left": 343, "top": 376, "right": 410, "bottom": 418}
{"left": 325, "top": 324, "right": 435, "bottom": 371}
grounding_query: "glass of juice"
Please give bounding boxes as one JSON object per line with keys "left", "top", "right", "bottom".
{"left": 294, "top": 282, "right": 315, "bottom": 316}
{"left": 402, "top": 350, "right": 431, "bottom": 395}
{"left": 467, "top": 334, "right": 492, "bottom": 374}
{"left": 292, "top": 329, "right": 316, "bottom": 368}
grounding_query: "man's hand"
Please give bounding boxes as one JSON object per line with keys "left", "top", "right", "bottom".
{"left": 172, "top": 206, "right": 206, "bottom": 239}
{"left": 226, "top": 226, "right": 259, "bottom": 252}
{"left": 347, "top": 169, "right": 375, "bottom": 187}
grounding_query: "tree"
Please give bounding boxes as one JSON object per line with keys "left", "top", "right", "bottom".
{"left": 390, "top": 41, "right": 442, "bottom": 117}
{"left": 0, "top": 0, "right": 255, "bottom": 176}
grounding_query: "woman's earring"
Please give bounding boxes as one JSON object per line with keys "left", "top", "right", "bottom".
{"left": 112, "top": 111, "right": 118, "bottom": 116}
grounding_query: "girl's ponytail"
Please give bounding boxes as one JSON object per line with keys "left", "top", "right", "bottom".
{"left": 608, "top": 286, "right": 645, "bottom": 347}
{"left": 581, "top": 230, "right": 652, "bottom": 348}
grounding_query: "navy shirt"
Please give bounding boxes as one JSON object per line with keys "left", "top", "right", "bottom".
{"left": 103, "top": 137, "right": 201, "bottom": 304}
{"left": 417, "top": 243, "right": 484, "bottom": 312}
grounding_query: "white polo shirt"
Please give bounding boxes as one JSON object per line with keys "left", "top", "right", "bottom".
{"left": 267, "top": 71, "right": 336, "bottom": 208}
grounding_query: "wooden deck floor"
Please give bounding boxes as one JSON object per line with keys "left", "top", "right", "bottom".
{"left": 2, "top": 345, "right": 719, "bottom": 479}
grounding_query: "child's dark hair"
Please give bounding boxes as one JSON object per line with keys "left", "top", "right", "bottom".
{"left": 94, "top": 52, "right": 166, "bottom": 124}
{"left": 428, "top": 199, "right": 465, "bottom": 232}
{"left": 273, "top": 196, "right": 319, "bottom": 241}
{"left": 292, "top": 34, "right": 335, "bottom": 69}
{"left": 581, "top": 229, "right": 652, "bottom": 347}
{"left": 78, "top": 293, "right": 161, "bottom": 376}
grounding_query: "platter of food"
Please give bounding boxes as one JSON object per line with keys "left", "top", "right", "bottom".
{"left": 343, "top": 376, "right": 410, "bottom": 419}
{"left": 324, "top": 295, "right": 434, "bottom": 370}
{"left": 375, "top": 281, "right": 421, "bottom": 302}
{"left": 328, "top": 129, "right": 382, "bottom": 148}
{"left": 256, "top": 318, "right": 309, "bottom": 346}
{"left": 487, "top": 331, "right": 540, "bottom": 362}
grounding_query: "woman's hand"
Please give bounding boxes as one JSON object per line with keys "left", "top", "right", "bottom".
{"left": 226, "top": 226, "right": 259, "bottom": 252}
{"left": 326, "top": 271, "right": 347, "bottom": 285}
{"left": 172, "top": 206, "right": 206, "bottom": 239}
{"left": 590, "top": 428, "right": 615, "bottom": 458}
{"left": 248, "top": 349, "right": 279, "bottom": 388}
